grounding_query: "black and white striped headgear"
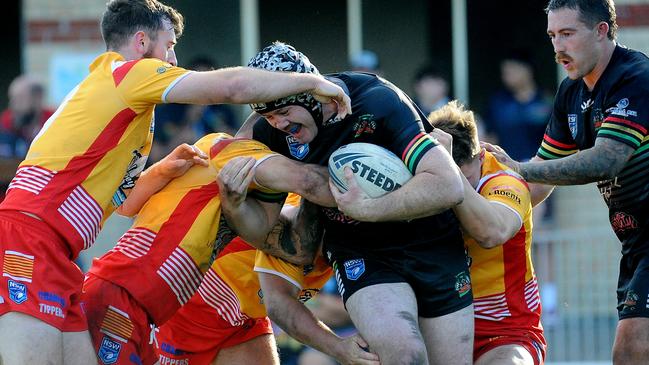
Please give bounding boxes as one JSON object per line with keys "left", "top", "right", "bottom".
{"left": 248, "top": 42, "right": 323, "bottom": 124}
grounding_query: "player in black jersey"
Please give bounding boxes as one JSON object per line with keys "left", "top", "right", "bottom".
{"left": 485, "top": 1, "right": 649, "bottom": 363}
{"left": 238, "top": 42, "right": 473, "bottom": 365}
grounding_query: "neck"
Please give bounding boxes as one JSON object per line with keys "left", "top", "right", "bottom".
{"left": 583, "top": 40, "right": 616, "bottom": 91}
{"left": 111, "top": 45, "right": 140, "bottom": 61}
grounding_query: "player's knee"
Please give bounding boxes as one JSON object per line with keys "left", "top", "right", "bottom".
{"left": 396, "top": 346, "right": 428, "bottom": 365}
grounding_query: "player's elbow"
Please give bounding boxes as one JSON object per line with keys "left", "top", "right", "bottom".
{"left": 474, "top": 225, "right": 513, "bottom": 249}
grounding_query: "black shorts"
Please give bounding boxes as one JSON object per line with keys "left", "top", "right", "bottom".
{"left": 617, "top": 250, "right": 649, "bottom": 319}
{"left": 325, "top": 233, "right": 472, "bottom": 318}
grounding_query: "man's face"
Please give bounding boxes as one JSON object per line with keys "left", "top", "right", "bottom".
{"left": 143, "top": 18, "right": 178, "bottom": 66}
{"left": 459, "top": 155, "right": 482, "bottom": 189}
{"left": 547, "top": 8, "right": 600, "bottom": 80}
{"left": 261, "top": 105, "right": 318, "bottom": 144}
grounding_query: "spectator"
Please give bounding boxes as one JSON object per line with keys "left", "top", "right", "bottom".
{"left": 350, "top": 49, "right": 381, "bottom": 75}
{"left": 151, "top": 56, "right": 238, "bottom": 162}
{"left": 0, "top": 75, "right": 54, "bottom": 158}
{"left": 412, "top": 65, "right": 451, "bottom": 116}
{"left": 485, "top": 49, "right": 553, "bottom": 162}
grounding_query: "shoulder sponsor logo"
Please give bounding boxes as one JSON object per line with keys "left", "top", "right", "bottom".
{"left": 8, "top": 280, "right": 27, "bottom": 304}
{"left": 156, "top": 66, "right": 167, "bottom": 74}
{"left": 488, "top": 189, "right": 521, "bottom": 205}
{"left": 343, "top": 259, "right": 365, "bottom": 281}
{"left": 286, "top": 135, "right": 309, "bottom": 160}
{"left": 606, "top": 98, "right": 637, "bottom": 118}
{"left": 568, "top": 114, "right": 578, "bottom": 138}
{"left": 581, "top": 98, "right": 593, "bottom": 113}
{"left": 98, "top": 336, "right": 121, "bottom": 365}
{"left": 298, "top": 288, "right": 320, "bottom": 303}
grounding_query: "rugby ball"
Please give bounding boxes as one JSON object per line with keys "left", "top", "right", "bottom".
{"left": 328, "top": 143, "right": 412, "bottom": 198}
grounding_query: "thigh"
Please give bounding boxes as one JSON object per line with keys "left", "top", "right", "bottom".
{"left": 474, "top": 344, "right": 535, "bottom": 365}
{"left": 63, "top": 330, "right": 99, "bottom": 365}
{"left": 213, "top": 334, "right": 278, "bottom": 365}
{"left": 346, "top": 282, "right": 427, "bottom": 365}
{"left": 82, "top": 274, "right": 153, "bottom": 365}
{"left": 0, "top": 311, "right": 63, "bottom": 364}
{"left": 613, "top": 317, "right": 649, "bottom": 364}
{"left": 419, "top": 304, "right": 473, "bottom": 365}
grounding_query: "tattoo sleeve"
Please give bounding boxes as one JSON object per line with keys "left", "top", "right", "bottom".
{"left": 520, "top": 138, "right": 635, "bottom": 185}
{"left": 260, "top": 200, "right": 324, "bottom": 266}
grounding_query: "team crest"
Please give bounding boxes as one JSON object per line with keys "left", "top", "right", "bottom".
{"left": 98, "top": 336, "right": 122, "bottom": 365}
{"left": 286, "top": 135, "right": 309, "bottom": 160}
{"left": 352, "top": 114, "right": 377, "bottom": 138}
{"left": 568, "top": 114, "right": 578, "bottom": 139}
{"left": 454, "top": 271, "right": 471, "bottom": 297}
{"left": 343, "top": 259, "right": 365, "bottom": 281}
{"left": 8, "top": 280, "right": 27, "bottom": 304}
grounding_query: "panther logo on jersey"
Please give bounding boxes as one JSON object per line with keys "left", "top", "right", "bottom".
{"left": 353, "top": 114, "right": 376, "bottom": 138}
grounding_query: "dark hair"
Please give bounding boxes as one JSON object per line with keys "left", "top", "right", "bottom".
{"left": 545, "top": 0, "right": 617, "bottom": 40}
{"left": 427, "top": 100, "right": 480, "bottom": 166}
{"left": 413, "top": 64, "right": 448, "bottom": 84}
{"left": 101, "top": 0, "right": 184, "bottom": 50}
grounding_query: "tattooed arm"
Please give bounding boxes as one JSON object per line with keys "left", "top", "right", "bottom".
{"left": 258, "top": 200, "right": 324, "bottom": 266}
{"left": 512, "top": 138, "right": 635, "bottom": 185}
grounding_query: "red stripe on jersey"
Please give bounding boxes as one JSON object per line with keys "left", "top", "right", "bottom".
{"left": 209, "top": 137, "right": 248, "bottom": 159}
{"left": 217, "top": 237, "right": 255, "bottom": 259}
{"left": 149, "top": 182, "right": 220, "bottom": 261}
{"left": 543, "top": 134, "right": 577, "bottom": 149}
{"left": 478, "top": 172, "right": 529, "bottom": 194}
{"left": 502, "top": 227, "right": 529, "bottom": 317}
{"left": 112, "top": 60, "right": 141, "bottom": 87}
{"left": 401, "top": 133, "right": 425, "bottom": 160}
{"left": 604, "top": 116, "right": 648, "bottom": 134}
{"left": 42, "top": 108, "right": 137, "bottom": 208}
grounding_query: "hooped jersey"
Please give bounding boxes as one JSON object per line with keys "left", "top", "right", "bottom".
{"left": 0, "top": 52, "right": 192, "bottom": 258}
{"left": 537, "top": 45, "right": 649, "bottom": 255}
{"left": 89, "top": 133, "right": 286, "bottom": 324}
{"left": 253, "top": 71, "right": 461, "bottom": 251}
{"left": 192, "top": 194, "right": 332, "bottom": 325}
{"left": 466, "top": 152, "right": 543, "bottom": 339}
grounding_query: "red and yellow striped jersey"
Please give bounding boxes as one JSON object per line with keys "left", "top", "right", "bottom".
{"left": 0, "top": 52, "right": 192, "bottom": 258}
{"left": 467, "top": 151, "right": 543, "bottom": 338}
{"left": 90, "top": 133, "right": 286, "bottom": 324}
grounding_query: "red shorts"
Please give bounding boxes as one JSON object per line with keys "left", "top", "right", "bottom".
{"left": 82, "top": 273, "right": 156, "bottom": 365}
{"left": 0, "top": 211, "right": 87, "bottom": 331}
{"left": 474, "top": 330, "right": 546, "bottom": 365}
{"left": 156, "top": 292, "right": 273, "bottom": 365}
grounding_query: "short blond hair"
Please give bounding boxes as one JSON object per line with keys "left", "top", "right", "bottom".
{"left": 427, "top": 100, "right": 480, "bottom": 166}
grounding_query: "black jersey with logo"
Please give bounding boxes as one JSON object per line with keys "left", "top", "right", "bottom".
{"left": 536, "top": 45, "right": 649, "bottom": 255}
{"left": 253, "top": 72, "right": 462, "bottom": 251}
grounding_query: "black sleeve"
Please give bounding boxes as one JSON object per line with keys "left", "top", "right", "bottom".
{"left": 536, "top": 81, "right": 578, "bottom": 160}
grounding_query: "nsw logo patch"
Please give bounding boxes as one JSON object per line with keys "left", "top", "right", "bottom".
{"left": 8, "top": 280, "right": 27, "bottom": 304}
{"left": 98, "top": 336, "right": 122, "bottom": 365}
{"left": 286, "top": 135, "right": 309, "bottom": 160}
{"left": 343, "top": 259, "right": 365, "bottom": 281}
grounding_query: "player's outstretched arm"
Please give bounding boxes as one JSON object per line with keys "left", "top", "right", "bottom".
{"left": 259, "top": 273, "right": 380, "bottom": 365}
{"left": 117, "top": 143, "right": 208, "bottom": 217}
{"left": 217, "top": 156, "right": 282, "bottom": 247}
{"left": 332, "top": 145, "right": 464, "bottom": 222}
{"left": 453, "top": 176, "right": 523, "bottom": 249}
{"left": 165, "top": 68, "right": 351, "bottom": 119}
{"left": 255, "top": 155, "right": 336, "bottom": 207}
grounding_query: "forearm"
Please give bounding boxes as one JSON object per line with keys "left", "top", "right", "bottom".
{"left": 519, "top": 140, "right": 632, "bottom": 185}
{"left": 222, "top": 200, "right": 277, "bottom": 247}
{"left": 268, "top": 297, "right": 344, "bottom": 360}
{"left": 453, "top": 178, "right": 516, "bottom": 248}
{"left": 293, "top": 165, "right": 336, "bottom": 207}
{"left": 224, "top": 68, "right": 321, "bottom": 104}
{"left": 363, "top": 171, "right": 463, "bottom": 221}
{"left": 117, "top": 164, "right": 170, "bottom": 217}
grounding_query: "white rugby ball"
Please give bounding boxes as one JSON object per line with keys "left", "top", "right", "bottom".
{"left": 328, "top": 143, "right": 412, "bottom": 198}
